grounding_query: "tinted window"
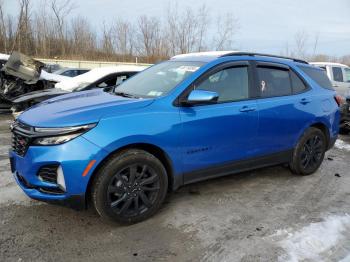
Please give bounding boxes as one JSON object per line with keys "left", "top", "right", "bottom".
{"left": 291, "top": 71, "right": 307, "bottom": 93}
{"left": 257, "top": 67, "right": 291, "bottom": 97}
{"left": 61, "top": 70, "right": 74, "bottom": 77}
{"left": 332, "top": 67, "right": 344, "bottom": 82}
{"left": 78, "top": 70, "right": 89, "bottom": 75}
{"left": 97, "top": 77, "right": 118, "bottom": 88}
{"left": 195, "top": 66, "right": 249, "bottom": 102}
{"left": 344, "top": 68, "right": 350, "bottom": 82}
{"left": 299, "top": 66, "right": 333, "bottom": 90}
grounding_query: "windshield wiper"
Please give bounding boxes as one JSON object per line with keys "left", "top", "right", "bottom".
{"left": 114, "top": 91, "right": 139, "bottom": 99}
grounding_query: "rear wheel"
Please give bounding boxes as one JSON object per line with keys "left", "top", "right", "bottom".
{"left": 290, "top": 127, "right": 327, "bottom": 176}
{"left": 92, "top": 149, "right": 168, "bottom": 224}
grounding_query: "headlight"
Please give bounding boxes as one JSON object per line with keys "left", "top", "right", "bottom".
{"left": 32, "top": 123, "right": 96, "bottom": 145}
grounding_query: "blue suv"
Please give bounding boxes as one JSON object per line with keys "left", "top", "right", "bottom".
{"left": 9, "top": 52, "right": 340, "bottom": 224}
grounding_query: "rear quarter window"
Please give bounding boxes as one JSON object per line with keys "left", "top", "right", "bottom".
{"left": 298, "top": 66, "right": 334, "bottom": 90}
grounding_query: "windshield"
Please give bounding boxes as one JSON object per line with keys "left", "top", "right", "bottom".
{"left": 115, "top": 61, "right": 204, "bottom": 98}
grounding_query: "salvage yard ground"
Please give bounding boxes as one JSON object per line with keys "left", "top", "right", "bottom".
{"left": 1, "top": 113, "right": 350, "bottom": 262}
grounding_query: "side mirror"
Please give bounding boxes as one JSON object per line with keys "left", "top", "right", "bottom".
{"left": 183, "top": 90, "right": 219, "bottom": 106}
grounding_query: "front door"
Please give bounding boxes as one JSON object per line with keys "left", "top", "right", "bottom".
{"left": 179, "top": 62, "right": 259, "bottom": 181}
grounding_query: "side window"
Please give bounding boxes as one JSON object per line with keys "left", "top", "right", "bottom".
{"left": 97, "top": 78, "right": 118, "bottom": 88}
{"left": 344, "top": 68, "right": 350, "bottom": 83}
{"left": 257, "top": 67, "right": 291, "bottom": 97}
{"left": 298, "top": 66, "right": 333, "bottom": 90}
{"left": 332, "top": 67, "right": 344, "bottom": 82}
{"left": 116, "top": 74, "right": 128, "bottom": 85}
{"left": 61, "top": 70, "right": 73, "bottom": 77}
{"left": 291, "top": 71, "right": 307, "bottom": 93}
{"left": 195, "top": 66, "right": 249, "bottom": 102}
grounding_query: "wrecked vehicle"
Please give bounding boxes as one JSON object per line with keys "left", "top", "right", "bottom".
{"left": 0, "top": 52, "right": 69, "bottom": 103}
{"left": 11, "top": 65, "right": 147, "bottom": 116}
{"left": 311, "top": 62, "right": 350, "bottom": 133}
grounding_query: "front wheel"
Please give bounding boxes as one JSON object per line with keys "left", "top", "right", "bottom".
{"left": 289, "top": 127, "right": 327, "bottom": 176}
{"left": 92, "top": 149, "right": 168, "bottom": 224}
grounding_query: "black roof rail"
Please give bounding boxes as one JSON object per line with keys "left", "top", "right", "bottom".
{"left": 220, "top": 52, "right": 308, "bottom": 64}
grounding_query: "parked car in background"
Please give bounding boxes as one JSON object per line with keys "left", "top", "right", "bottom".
{"left": 43, "top": 63, "right": 62, "bottom": 73}
{"left": 9, "top": 52, "right": 340, "bottom": 224}
{"left": 311, "top": 62, "right": 350, "bottom": 132}
{"left": 53, "top": 68, "right": 90, "bottom": 77}
{"left": 0, "top": 52, "right": 69, "bottom": 103}
{"left": 11, "top": 65, "right": 147, "bottom": 116}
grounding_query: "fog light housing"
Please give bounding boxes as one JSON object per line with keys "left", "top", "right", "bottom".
{"left": 57, "top": 165, "right": 66, "bottom": 192}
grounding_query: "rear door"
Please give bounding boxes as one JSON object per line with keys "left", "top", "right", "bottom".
{"left": 254, "top": 62, "right": 313, "bottom": 156}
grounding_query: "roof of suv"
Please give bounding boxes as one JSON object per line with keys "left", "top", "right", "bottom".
{"left": 311, "top": 62, "right": 349, "bottom": 68}
{"left": 171, "top": 51, "right": 309, "bottom": 65}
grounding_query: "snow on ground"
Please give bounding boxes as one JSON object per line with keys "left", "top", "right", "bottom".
{"left": 275, "top": 215, "right": 350, "bottom": 262}
{"left": 340, "top": 254, "right": 350, "bottom": 262}
{"left": 0, "top": 145, "right": 10, "bottom": 156}
{"left": 335, "top": 139, "right": 350, "bottom": 151}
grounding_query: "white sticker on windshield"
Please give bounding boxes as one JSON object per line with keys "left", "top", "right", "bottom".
{"left": 178, "top": 66, "right": 200, "bottom": 72}
{"left": 147, "top": 91, "right": 163, "bottom": 96}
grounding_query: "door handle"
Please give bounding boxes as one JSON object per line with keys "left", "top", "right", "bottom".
{"left": 239, "top": 106, "right": 257, "bottom": 112}
{"left": 300, "top": 98, "right": 311, "bottom": 105}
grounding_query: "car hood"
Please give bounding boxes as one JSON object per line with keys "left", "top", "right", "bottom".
{"left": 18, "top": 89, "right": 154, "bottom": 127}
{"left": 13, "top": 88, "right": 70, "bottom": 103}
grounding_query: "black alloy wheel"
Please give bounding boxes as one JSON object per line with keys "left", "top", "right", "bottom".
{"left": 92, "top": 149, "right": 168, "bottom": 224}
{"left": 107, "top": 164, "right": 160, "bottom": 217}
{"left": 300, "top": 135, "right": 324, "bottom": 171}
{"left": 290, "top": 127, "right": 327, "bottom": 175}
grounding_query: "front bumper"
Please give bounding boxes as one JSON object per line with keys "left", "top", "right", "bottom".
{"left": 9, "top": 136, "right": 108, "bottom": 209}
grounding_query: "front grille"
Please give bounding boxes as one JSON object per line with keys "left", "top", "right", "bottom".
{"left": 12, "top": 132, "right": 31, "bottom": 157}
{"left": 11, "top": 121, "right": 33, "bottom": 157}
{"left": 38, "top": 165, "right": 58, "bottom": 183}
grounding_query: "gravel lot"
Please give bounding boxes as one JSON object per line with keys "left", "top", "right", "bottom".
{"left": 1, "top": 113, "right": 350, "bottom": 262}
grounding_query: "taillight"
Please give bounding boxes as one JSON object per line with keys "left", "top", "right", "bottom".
{"left": 334, "top": 95, "right": 344, "bottom": 107}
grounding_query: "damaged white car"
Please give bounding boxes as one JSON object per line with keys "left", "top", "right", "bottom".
{"left": 0, "top": 52, "right": 69, "bottom": 103}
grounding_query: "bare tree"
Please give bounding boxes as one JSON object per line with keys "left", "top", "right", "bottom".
{"left": 196, "top": 5, "right": 210, "bottom": 52}
{"left": 0, "top": 0, "right": 8, "bottom": 52}
{"left": 137, "top": 15, "right": 165, "bottom": 61}
{"left": 213, "top": 13, "right": 239, "bottom": 51}
{"left": 12, "top": 0, "right": 34, "bottom": 54}
{"left": 70, "top": 16, "right": 96, "bottom": 59}
{"left": 50, "top": 0, "right": 76, "bottom": 56}
{"left": 165, "top": 4, "right": 211, "bottom": 55}
{"left": 101, "top": 22, "right": 114, "bottom": 60}
{"left": 113, "top": 19, "right": 135, "bottom": 60}
{"left": 294, "top": 30, "right": 309, "bottom": 59}
{"left": 312, "top": 32, "right": 320, "bottom": 57}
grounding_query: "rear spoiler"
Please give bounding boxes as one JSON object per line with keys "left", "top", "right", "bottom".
{"left": 2, "top": 51, "right": 44, "bottom": 84}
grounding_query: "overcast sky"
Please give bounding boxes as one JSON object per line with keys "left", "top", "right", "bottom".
{"left": 4, "top": 0, "right": 350, "bottom": 56}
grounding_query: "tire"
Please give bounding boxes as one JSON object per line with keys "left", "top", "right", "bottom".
{"left": 289, "top": 127, "right": 327, "bottom": 176}
{"left": 92, "top": 149, "right": 168, "bottom": 224}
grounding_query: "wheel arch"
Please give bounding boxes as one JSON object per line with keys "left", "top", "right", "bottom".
{"left": 309, "top": 122, "right": 331, "bottom": 148}
{"left": 294, "top": 121, "right": 331, "bottom": 151}
{"left": 86, "top": 143, "right": 178, "bottom": 205}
